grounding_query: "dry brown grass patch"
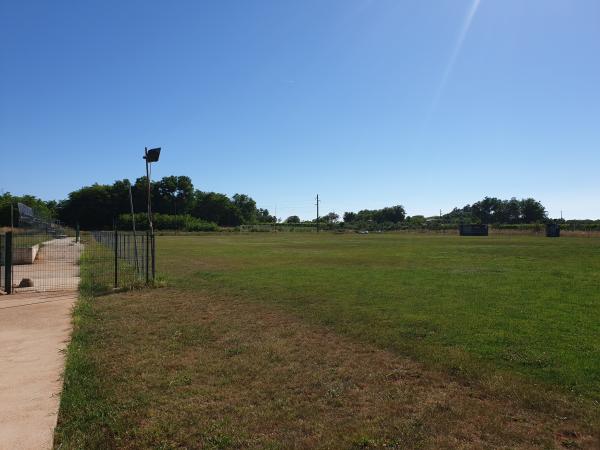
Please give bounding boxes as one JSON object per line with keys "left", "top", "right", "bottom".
{"left": 62, "top": 288, "right": 598, "bottom": 449}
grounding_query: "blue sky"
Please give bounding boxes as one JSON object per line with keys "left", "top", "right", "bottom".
{"left": 1, "top": 0, "right": 599, "bottom": 220}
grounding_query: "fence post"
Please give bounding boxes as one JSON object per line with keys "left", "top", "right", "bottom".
{"left": 145, "top": 231, "right": 150, "bottom": 284}
{"left": 114, "top": 229, "right": 118, "bottom": 288}
{"left": 151, "top": 233, "right": 155, "bottom": 282}
{"left": 5, "top": 232, "right": 12, "bottom": 294}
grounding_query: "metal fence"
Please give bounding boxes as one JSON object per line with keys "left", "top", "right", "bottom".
{"left": 0, "top": 231, "right": 83, "bottom": 293}
{"left": 0, "top": 230, "right": 155, "bottom": 294}
{"left": 0, "top": 232, "right": 5, "bottom": 292}
{"left": 87, "top": 231, "right": 155, "bottom": 289}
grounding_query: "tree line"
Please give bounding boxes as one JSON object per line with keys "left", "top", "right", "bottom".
{"left": 283, "top": 197, "right": 547, "bottom": 230}
{"left": 0, "top": 180, "right": 570, "bottom": 232}
{"left": 440, "top": 197, "right": 547, "bottom": 224}
{"left": 0, "top": 193, "right": 57, "bottom": 227}
{"left": 1, "top": 176, "right": 275, "bottom": 230}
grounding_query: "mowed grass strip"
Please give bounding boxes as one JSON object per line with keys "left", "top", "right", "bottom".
{"left": 55, "top": 287, "right": 598, "bottom": 449}
{"left": 157, "top": 233, "right": 600, "bottom": 402}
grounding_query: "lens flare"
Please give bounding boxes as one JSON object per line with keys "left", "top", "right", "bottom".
{"left": 423, "top": 0, "right": 482, "bottom": 127}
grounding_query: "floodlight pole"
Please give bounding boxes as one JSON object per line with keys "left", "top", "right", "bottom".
{"left": 145, "top": 147, "right": 154, "bottom": 236}
{"left": 143, "top": 146, "right": 161, "bottom": 283}
{"left": 128, "top": 182, "right": 139, "bottom": 274}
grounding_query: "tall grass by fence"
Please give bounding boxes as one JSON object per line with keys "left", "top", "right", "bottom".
{"left": 84, "top": 231, "right": 155, "bottom": 292}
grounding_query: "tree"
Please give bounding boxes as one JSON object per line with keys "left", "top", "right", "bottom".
{"left": 0, "top": 192, "right": 57, "bottom": 227}
{"left": 520, "top": 198, "right": 546, "bottom": 223}
{"left": 58, "top": 184, "right": 115, "bottom": 229}
{"left": 375, "top": 206, "right": 405, "bottom": 223}
{"left": 441, "top": 207, "right": 472, "bottom": 224}
{"left": 232, "top": 194, "right": 257, "bottom": 224}
{"left": 349, "top": 205, "right": 406, "bottom": 224}
{"left": 285, "top": 215, "right": 301, "bottom": 224}
{"left": 406, "top": 215, "right": 426, "bottom": 227}
{"left": 131, "top": 176, "right": 152, "bottom": 214}
{"left": 471, "top": 197, "right": 502, "bottom": 224}
{"left": 343, "top": 212, "right": 357, "bottom": 223}
{"left": 447, "top": 196, "right": 548, "bottom": 225}
{"left": 503, "top": 197, "right": 521, "bottom": 224}
{"left": 174, "top": 176, "right": 194, "bottom": 214}
{"left": 323, "top": 212, "right": 340, "bottom": 224}
{"left": 155, "top": 176, "right": 195, "bottom": 216}
{"left": 193, "top": 191, "right": 242, "bottom": 226}
{"left": 157, "top": 176, "right": 178, "bottom": 214}
{"left": 257, "top": 208, "right": 276, "bottom": 223}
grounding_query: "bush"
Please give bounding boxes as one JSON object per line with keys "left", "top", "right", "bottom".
{"left": 117, "top": 213, "right": 218, "bottom": 232}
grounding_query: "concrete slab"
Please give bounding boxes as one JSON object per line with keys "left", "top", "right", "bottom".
{"left": 12, "top": 245, "right": 39, "bottom": 265}
{"left": 0, "top": 291, "right": 76, "bottom": 449}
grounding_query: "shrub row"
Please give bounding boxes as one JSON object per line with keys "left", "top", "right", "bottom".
{"left": 117, "top": 213, "right": 218, "bottom": 232}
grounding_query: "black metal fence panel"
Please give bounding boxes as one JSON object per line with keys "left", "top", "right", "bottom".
{"left": 0, "top": 233, "right": 5, "bottom": 292}
{"left": 86, "top": 231, "right": 155, "bottom": 291}
{"left": 10, "top": 231, "right": 82, "bottom": 292}
{"left": 0, "top": 230, "right": 155, "bottom": 294}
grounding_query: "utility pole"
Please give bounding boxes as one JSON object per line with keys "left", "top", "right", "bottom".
{"left": 173, "top": 178, "right": 178, "bottom": 235}
{"left": 316, "top": 194, "right": 320, "bottom": 233}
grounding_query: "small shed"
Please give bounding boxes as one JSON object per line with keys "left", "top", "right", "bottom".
{"left": 459, "top": 224, "right": 489, "bottom": 236}
{"left": 546, "top": 223, "right": 560, "bottom": 238}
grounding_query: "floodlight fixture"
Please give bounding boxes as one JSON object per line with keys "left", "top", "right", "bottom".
{"left": 144, "top": 147, "right": 161, "bottom": 162}
{"left": 143, "top": 146, "right": 162, "bottom": 239}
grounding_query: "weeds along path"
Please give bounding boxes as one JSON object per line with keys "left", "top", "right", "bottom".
{"left": 54, "top": 288, "right": 598, "bottom": 449}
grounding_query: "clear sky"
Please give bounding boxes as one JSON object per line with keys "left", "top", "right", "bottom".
{"left": 1, "top": 0, "right": 599, "bottom": 220}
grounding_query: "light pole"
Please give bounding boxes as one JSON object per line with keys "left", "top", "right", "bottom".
{"left": 143, "top": 147, "right": 161, "bottom": 235}
{"left": 143, "top": 147, "right": 160, "bottom": 282}
{"left": 128, "top": 181, "right": 139, "bottom": 274}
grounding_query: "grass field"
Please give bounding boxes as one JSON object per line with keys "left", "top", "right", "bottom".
{"left": 55, "top": 232, "right": 600, "bottom": 448}
{"left": 160, "top": 233, "right": 600, "bottom": 398}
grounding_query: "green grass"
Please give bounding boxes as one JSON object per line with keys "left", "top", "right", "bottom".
{"left": 79, "top": 236, "right": 147, "bottom": 293}
{"left": 55, "top": 232, "right": 600, "bottom": 448}
{"left": 52, "top": 290, "right": 112, "bottom": 447}
{"left": 12, "top": 233, "right": 51, "bottom": 248}
{"left": 158, "top": 232, "right": 600, "bottom": 401}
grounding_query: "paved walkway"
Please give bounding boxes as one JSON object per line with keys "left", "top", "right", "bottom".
{"left": 0, "top": 291, "right": 77, "bottom": 449}
{"left": 0, "top": 237, "right": 81, "bottom": 449}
